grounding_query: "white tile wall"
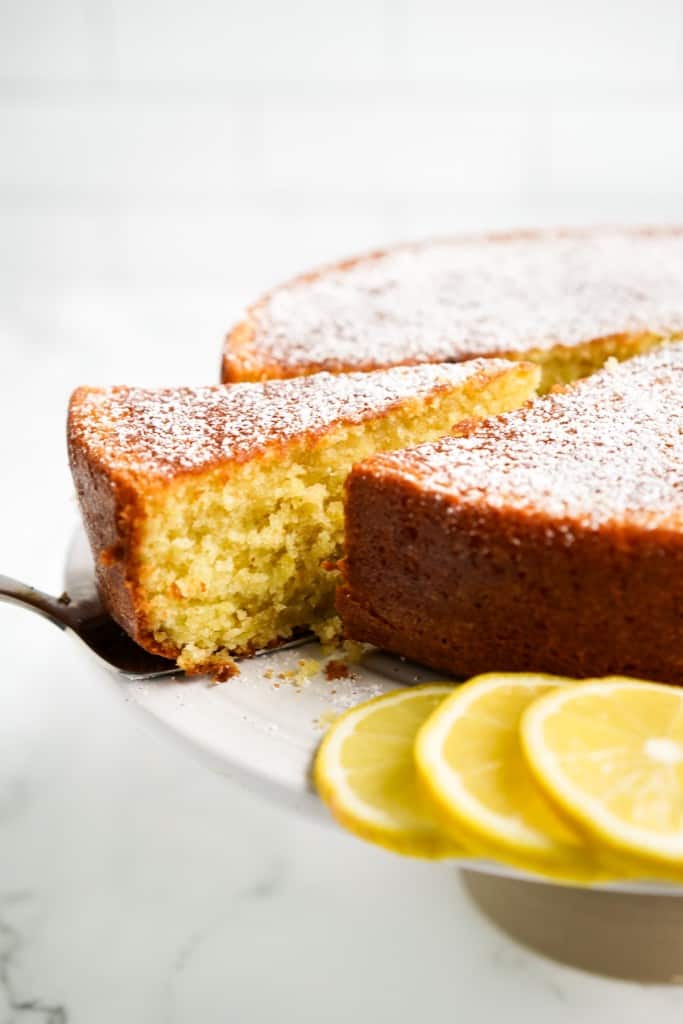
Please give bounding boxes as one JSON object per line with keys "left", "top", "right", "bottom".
{"left": 0, "top": 0, "right": 98, "bottom": 81}
{"left": 385, "top": 0, "right": 683, "bottom": 85}
{"left": 0, "top": 98, "right": 257, "bottom": 192}
{"left": 111, "top": 0, "right": 392, "bottom": 83}
{"left": 0, "top": 0, "right": 682, "bottom": 295}
{"left": 549, "top": 109, "right": 683, "bottom": 194}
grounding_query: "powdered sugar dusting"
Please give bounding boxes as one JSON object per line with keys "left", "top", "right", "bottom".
{"left": 374, "top": 344, "right": 683, "bottom": 530}
{"left": 249, "top": 229, "right": 683, "bottom": 370}
{"left": 70, "top": 360, "right": 513, "bottom": 478}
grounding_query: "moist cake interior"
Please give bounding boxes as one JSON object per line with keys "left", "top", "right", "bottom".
{"left": 131, "top": 365, "right": 537, "bottom": 674}
{"left": 515, "top": 332, "right": 669, "bottom": 391}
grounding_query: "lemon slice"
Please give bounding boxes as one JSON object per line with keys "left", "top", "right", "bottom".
{"left": 415, "top": 673, "right": 606, "bottom": 881}
{"left": 522, "top": 677, "right": 683, "bottom": 880}
{"left": 313, "top": 685, "right": 462, "bottom": 859}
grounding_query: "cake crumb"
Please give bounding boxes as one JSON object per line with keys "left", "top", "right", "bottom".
{"left": 342, "top": 639, "right": 367, "bottom": 664}
{"left": 208, "top": 665, "right": 236, "bottom": 686}
{"left": 325, "top": 659, "right": 351, "bottom": 681}
{"left": 316, "top": 614, "right": 345, "bottom": 653}
{"left": 207, "top": 659, "right": 239, "bottom": 684}
{"left": 292, "top": 658, "right": 322, "bottom": 686}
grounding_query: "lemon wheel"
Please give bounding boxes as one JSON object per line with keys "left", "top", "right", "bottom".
{"left": 522, "top": 677, "right": 683, "bottom": 880}
{"left": 415, "top": 673, "right": 607, "bottom": 882}
{"left": 313, "top": 684, "right": 462, "bottom": 859}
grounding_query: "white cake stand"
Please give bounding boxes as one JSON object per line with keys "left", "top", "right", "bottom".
{"left": 65, "top": 528, "right": 683, "bottom": 981}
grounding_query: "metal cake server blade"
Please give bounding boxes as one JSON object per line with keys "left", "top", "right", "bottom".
{"left": 0, "top": 573, "right": 182, "bottom": 679}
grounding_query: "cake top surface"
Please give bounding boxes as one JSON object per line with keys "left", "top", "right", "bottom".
{"left": 69, "top": 359, "right": 518, "bottom": 480}
{"left": 235, "top": 228, "right": 683, "bottom": 373}
{"left": 368, "top": 344, "right": 683, "bottom": 531}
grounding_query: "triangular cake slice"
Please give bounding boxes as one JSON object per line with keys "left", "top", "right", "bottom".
{"left": 68, "top": 360, "right": 537, "bottom": 678}
{"left": 339, "top": 345, "right": 683, "bottom": 685}
{"left": 224, "top": 228, "right": 683, "bottom": 392}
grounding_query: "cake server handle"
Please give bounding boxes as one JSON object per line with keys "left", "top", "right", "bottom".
{"left": 0, "top": 574, "right": 74, "bottom": 630}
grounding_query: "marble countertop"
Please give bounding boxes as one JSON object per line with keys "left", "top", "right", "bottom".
{"left": 3, "top": 286, "right": 683, "bottom": 1023}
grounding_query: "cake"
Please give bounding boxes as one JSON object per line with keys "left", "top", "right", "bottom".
{"left": 338, "top": 345, "right": 683, "bottom": 685}
{"left": 68, "top": 360, "right": 538, "bottom": 678}
{"left": 223, "top": 227, "right": 683, "bottom": 392}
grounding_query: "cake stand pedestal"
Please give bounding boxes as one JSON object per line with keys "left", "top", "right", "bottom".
{"left": 462, "top": 869, "right": 683, "bottom": 982}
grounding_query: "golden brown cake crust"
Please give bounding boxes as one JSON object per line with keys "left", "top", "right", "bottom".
{"left": 223, "top": 226, "right": 683, "bottom": 383}
{"left": 338, "top": 344, "right": 683, "bottom": 684}
{"left": 68, "top": 361, "right": 528, "bottom": 674}
{"left": 67, "top": 422, "right": 173, "bottom": 664}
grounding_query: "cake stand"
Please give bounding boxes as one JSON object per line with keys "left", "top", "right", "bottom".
{"left": 64, "top": 527, "right": 683, "bottom": 982}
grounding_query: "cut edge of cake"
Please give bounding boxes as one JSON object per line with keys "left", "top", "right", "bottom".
{"left": 68, "top": 359, "right": 539, "bottom": 678}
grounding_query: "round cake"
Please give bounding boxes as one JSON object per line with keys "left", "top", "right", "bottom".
{"left": 223, "top": 227, "right": 683, "bottom": 391}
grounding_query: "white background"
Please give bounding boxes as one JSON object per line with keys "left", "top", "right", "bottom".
{"left": 2, "top": 2, "right": 683, "bottom": 1020}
